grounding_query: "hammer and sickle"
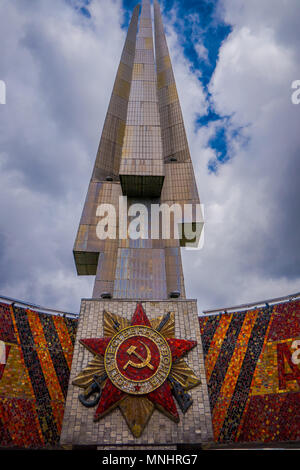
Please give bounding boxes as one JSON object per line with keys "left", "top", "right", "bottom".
{"left": 123, "top": 341, "right": 154, "bottom": 371}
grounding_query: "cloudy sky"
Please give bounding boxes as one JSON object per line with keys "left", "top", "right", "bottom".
{"left": 0, "top": 0, "right": 299, "bottom": 314}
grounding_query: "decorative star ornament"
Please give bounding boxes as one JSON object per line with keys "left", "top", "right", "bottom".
{"left": 72, "top": 303, "right": 201, "bottom": 437}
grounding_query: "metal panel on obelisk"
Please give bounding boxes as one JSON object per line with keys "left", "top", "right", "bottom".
{"left": 60, "top": 0, "right": 212, "bottom": 450}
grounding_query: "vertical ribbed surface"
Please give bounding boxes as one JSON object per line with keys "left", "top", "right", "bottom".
{"left": 74, "top": 5, "right": 140, "bottom": 291}
{"left": 154, "top": 0, "right": 199, "bottom": 205}
{"left": 119, "top": 0, "right": 165, "bottom": 197}
{"left": 154, "top": 0, "right": 194, "bottom": 164}
{"left": 113, "top": 197, "right": 168, "bottom": 300}
{"left": 92, "top": 5, "right": 140, "bottom": 181}
{"left": 154, "top": 0, "right": 199, "bottom": 297}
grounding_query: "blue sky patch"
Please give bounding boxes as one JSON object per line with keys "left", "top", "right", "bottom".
{"left": 207, "top": 124, "right": 229, "bottom": 173}
{"left": 122, "top": 0, "right": 231, "bottom": 87}
{"left": 63, "top": 0, "right": 238, "bottom": 173}
{"left": 79, "top": 6, "right": 91, "bottom": 18}
{"left": 65, "top": 0, "right": 91, "bottom": 18}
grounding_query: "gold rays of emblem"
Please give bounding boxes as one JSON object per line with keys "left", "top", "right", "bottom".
{"left": 72, "top": 310, "right": 201, "bottom": 437}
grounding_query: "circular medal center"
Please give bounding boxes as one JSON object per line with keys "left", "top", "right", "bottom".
{"left": 116, "top": 336, "right": 160, "bottom": 381}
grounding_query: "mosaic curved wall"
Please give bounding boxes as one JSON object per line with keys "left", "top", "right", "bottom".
{"left": 1, "top": 297, "right": 299, "bottom": 447}
{"left": 199, "top": 299, "right": 300, "bottom": 444}
{"left": 0, "top": 302, "right": 77, "bottom": 448}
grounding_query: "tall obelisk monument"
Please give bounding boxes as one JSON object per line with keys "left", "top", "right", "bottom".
{"left": 61, "top": 0, "right": 213, "bottom": 449}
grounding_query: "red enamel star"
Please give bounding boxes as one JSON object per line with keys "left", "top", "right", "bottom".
{"left": 73, "top": 303, "right": 200, "bottom": 436}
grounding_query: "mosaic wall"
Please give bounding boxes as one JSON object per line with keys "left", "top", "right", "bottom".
{"left": 199, "top": 299, "right": 300, "bottom": 444}
{"left": 0, "top": 302, "right": 77, "bottom": 448}
{"left": 2, "top": 296, "right": 299, "bottom": 448}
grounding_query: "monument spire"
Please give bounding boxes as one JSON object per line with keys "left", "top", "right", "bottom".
{"left": 73, "top": 0, "right": 201, "bottom": 301}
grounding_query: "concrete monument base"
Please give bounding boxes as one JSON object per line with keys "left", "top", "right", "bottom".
{"left": 60, "top": 299, "right": 213, "bottom": 449}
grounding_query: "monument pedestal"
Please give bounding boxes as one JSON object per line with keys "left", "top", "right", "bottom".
{"left": 60, "top": 299, "right": 213, "bottom": 449}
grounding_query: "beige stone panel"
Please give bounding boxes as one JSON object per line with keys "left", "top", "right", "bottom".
{"left": 161, "top": 163, "right": 200, "bottom": 203}
{"left": 145, "top": 37, "right": 153, "bottom": 50}
{"left": 113, "top": 79, "right": 131, "bottom": 101}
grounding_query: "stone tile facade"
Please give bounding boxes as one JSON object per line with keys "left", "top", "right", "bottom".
{"left": 60, "top": 299, "right": 213, "bottom": 448}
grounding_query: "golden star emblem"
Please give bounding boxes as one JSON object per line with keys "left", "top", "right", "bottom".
{"left": 72, "top": 303, "right": 201, "bottom": 437}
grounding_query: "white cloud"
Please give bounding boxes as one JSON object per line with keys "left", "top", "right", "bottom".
{"left": 195, "top": 42, "right": 209, "bottom": 63}
{"left": 164, "top": 22, "right": 208, "bottom": 130}
{"left": 175, "top": 0, "right": 300, "bottom": 312}
{"left": 211, "top": 26, "right": 296, "bottom": 123}
{"left": 0, "top": 0, "right": 126, "bottom": 312}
